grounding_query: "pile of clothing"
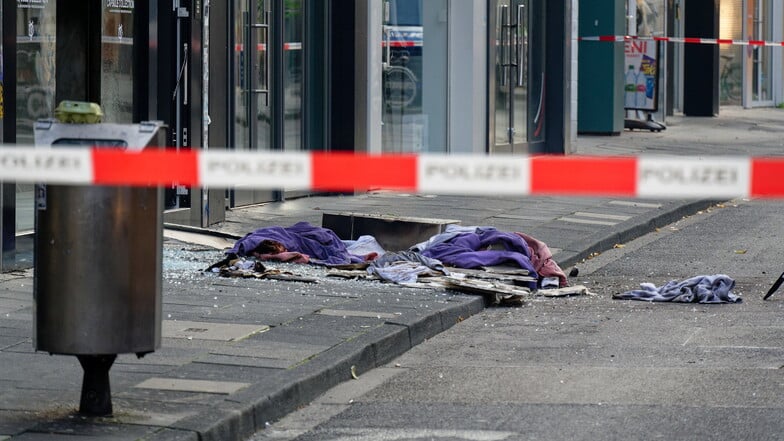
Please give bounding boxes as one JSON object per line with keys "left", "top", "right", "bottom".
{"left": 412, "top": 225, "right": 567, "bottom": 289}
{"left": 221, "top": 222, "right": 568, "bottom": 290}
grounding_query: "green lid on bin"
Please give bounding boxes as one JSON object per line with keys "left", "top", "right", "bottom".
{"left": 54, "top": 101, "right": 104, "bottom": 124}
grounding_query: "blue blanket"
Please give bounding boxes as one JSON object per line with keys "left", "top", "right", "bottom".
{"left": 613, "top": 275, "right": 741, "bottom": 303}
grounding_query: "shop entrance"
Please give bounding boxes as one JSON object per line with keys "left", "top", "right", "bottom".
{"left": 230, "top": 0, "right": 304, "bottom": 206}
{"left": 488, "top": 0, "right": 545, "bottom": 153}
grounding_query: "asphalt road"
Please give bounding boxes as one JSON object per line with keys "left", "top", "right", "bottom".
{"left": 249, "top": 199, "right": 784, "bottom": 441}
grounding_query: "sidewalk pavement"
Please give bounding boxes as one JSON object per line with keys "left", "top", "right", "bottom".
{"left": 1, "top": 107, "right": 783, "bottom": 441}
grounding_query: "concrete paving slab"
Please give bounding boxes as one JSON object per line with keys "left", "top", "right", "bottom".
{"left": 193, "top": 354, "right": 293, "bottom": 369}
{"left": 607, "top": 200, "right": 663, "bottom": 209}
{"left": 0, "top": 410, "right": 44, "bottom": 438}
{"left": 0, "top": 298, "right": 30, "bottom": 314}
{"left": 557, "top": 216, "right": 622, "bottom": 226}
{"left": 0, "top": 341, "right": 34, "bottom": 354}
{"left": 317, "top": 309, "right": 400, "bottom": 320}
{"left": 0, "top": 290, "right": 33, "bottom": 302}
{"left": 135, "top": 378, "right": 252, "bottom": 395}
{"left": 207, "top": 340, "right": 330, "bottom": 361}
{"left": 113, "top": 386, "right": 224, "bottom": 405}
{"left": 98, "top": 409, "right": 196, "bottom": 428}
{"left": 0, "top": 336, "right": 26, "bottom": 350}
{"left": 0, "top": 326, "right": 32, "bottom": 338}
{"left": 162, "top": 320, "right": 269, "bottom": 342}
{"left": 260, "top": 314, "right": 387, "bottom": 346}
{"left": 490, "top": 213, "right": 557, "bottom": 222}
{"left": 574, "top": 211, "right": 634, "bottom": 221}
{"left": 159, "top": 337, "right": 244, "bottom": 352}
{"left": 112, "top": 346, "right": 212, "bottom": 367}
{"left": 172, "top": 361, "right": 282, "bottom": 384}
{"left": 21, "top": 419, "right": 156, "bottom": 440}
{"left": 0, "top": 388, "right": 87, "bottom": 413}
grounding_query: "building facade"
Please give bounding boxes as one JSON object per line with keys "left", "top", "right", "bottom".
{"left": 0, "top": 0, "right": 574, "bottom": 271}
{"left": 577, "top": 0, "right": 784, "bottom": 136}
{"left": 633, "top": 0, "right": 783, "bottom": 118}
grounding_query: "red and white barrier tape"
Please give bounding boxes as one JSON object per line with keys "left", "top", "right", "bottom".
{"left": 3, "top": 147, "right": 784, "bottom": 199}
{"left": 579, "top": 35, "right": 784, "bottom": 47}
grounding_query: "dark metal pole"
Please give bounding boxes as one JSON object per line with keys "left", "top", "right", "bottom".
{"left": 77, "top": 354, "right": 117, "bottom": 417}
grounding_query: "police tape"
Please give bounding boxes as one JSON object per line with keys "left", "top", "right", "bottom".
{"left": 579, "top": 35, "right": 784, "bottom": 47}
{"left": 2, "top": 146, "right": 784, "bottom": 198}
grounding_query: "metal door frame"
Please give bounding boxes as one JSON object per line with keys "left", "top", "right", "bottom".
{"left": 748, "top": 0, "right": 774, "bottom": 107}
{"left": 229, "top": 0, "right": 284, "bottom": 206}
{"left": 488, "top": 0, "right": 531, "bottom": 154}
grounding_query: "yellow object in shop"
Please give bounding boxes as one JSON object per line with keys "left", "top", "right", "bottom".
{"left": 54, "top": 101, "right": 104, "bottom": 124}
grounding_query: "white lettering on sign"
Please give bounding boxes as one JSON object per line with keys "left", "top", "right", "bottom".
{"left": 418, "top": 155, "right": 530, "bottom": 195}
{"left": 106, "top": 0, "right": 134, "bottom": 8}
{"left": 0, "top": 147, "right": 92, "bottom": 184}
{"left": 638, "top": 156, "right": 750, "bottom": 198}
{"left": 18, "top": 0, "right": 49, "bottom": 9}
{"left": 200, "top": 152, "right": 311, "bottom": 190}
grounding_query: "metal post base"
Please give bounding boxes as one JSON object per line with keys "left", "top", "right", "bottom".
{"left": 77, "top": 354, "right": 117, "bottom": 417}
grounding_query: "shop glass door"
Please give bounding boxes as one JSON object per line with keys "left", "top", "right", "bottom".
{"left": 718, "top": 0, "right": 742, "bottom": 105}
{"left": 101, "top": 2, "right": 134, "bottom": 123}
{"left": 232, "top": 0, "right": 303, "bottom": 206}
{"left": 381, "top": 0, "right": 448, "bottom": 153}
{"left": 16, "top": 0, "right": 56, "bottom": 235}
{"left": 489, "top": 0, "right": 544, "bottom": 153}
{"left": 751, "top": 0, "right": 773, "bottom": 105}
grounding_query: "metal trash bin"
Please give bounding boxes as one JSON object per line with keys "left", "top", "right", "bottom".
{"left": 33, "top": 115, "right": 166, "bottom": 416}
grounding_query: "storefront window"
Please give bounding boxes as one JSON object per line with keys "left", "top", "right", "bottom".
{"left": 16, "top": 0, "right": 55, "bottom": 144}
{"left": 284, "top": 0, "right": 303, "bottom": 152}
{"left": 635, "top": 0, "right": 664, "bottom": 37}
{"left": 0, "top": 0, "right": 4, "bottom": 134}
{"left": 230, "top": 0, "right": 306, "bottom": 206}
{"left": 16, "top": 0, "right": 55, "bottom": 235}
{"left": 750, "top": 0, "right": 772, "bottom": 104}
{"left": 102, "top": 1, "right": 135, "bottom": 123}
{"left": 381, "top": 0, "right": 448, "bottom": 153}
{"left": 719, "top": 0, "right": 742, "bottom": 105}
{"left": 490, "top": 0, "right": 545, "bottom": 152}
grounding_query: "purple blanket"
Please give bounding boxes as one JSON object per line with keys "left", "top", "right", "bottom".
{"left": 420, "top": 228, "right": 538, "bottom": 288}
{"left": 227, "top": 222, "right": 363, "bottom": 265}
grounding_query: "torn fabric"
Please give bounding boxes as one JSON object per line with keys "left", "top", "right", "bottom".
{"left": 515, "top": 232, "right": 568, "bottom": 287}
{"left": 367, "top": 251, "right": 448, "bottom": 284}
{"left": 613, "top": 275, "right": 741, "bottom": 303}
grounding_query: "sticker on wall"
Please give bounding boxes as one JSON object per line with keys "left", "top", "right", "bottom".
{"left": 35, "top": 184, "right": 46, "bottom": 211}
{"left": 18, "top": 0, "right": 49, "bottom": 10}
{"left": 106, "top": 0, "right": 134, "bottom": 12}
